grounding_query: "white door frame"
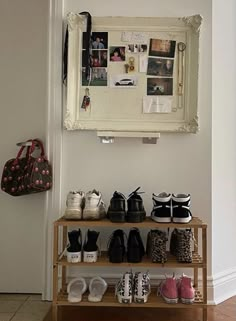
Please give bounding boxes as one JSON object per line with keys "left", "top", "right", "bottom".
{"left": 43, "top": 0, "right": 64, "bottom": 300}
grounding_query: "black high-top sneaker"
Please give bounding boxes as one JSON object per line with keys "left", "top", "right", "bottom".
{"left": 127, "top": 187, "right": 146, "bottom": 223}
{"left": 67, "top": 229, "right": 82, "bottom": 263}
{"left": 83, "top": 230, "right": 99, "bottom": 262}
{"left": 146, "top": 229, "right": 168, "bottom": 263}
{"left": 107, "top": 191, "right": 126, "bottom": 222}
{"left": 172, "top": 194, "right": 192, "bottom": 223}
{"left": 170, "top": 229, "right": 192, "bottom": 263}
{"left": 151, "top": 192, "right": 171, "bottom": 223}
{"left": 108, "top": 229, "right": 126, "bottom": 263}
{"left": 127, "top": 228, "right": 145, "bottom": 263}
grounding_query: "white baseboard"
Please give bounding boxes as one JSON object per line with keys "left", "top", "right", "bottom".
{"left": 208, "top": 267, "right": 236, "bottom": 304}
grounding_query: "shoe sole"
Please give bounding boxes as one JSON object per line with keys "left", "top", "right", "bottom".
{"left": 117, "top": 295, "right": 132, "bottom": 304}
{"left": 161, "top": 293, "right": 178, "bottom": 304}
{"left": 83, "top": 250, "right": 98, "bottom": 263}
{"left": 63, "top": 209, "right": 82, "bottom": 220}
{"left": 173, "top": 217, "right": 192, "bottom": 223}
{"left": 67, "top": 251, "right": 82, "bottom": 263}
{"left": 134, "top": 294, "right": 149, "bottom": 303}
{"left": 151, "top": 216, "right": 171, "bottom": 223}
{"left": 108, "top": 211, "right": 126, "bottom": 222}
{"left": 83, "top": 208, "right": 106, "bottom": 220}
{"left": 126, "top": 211, "right": 145, "bottom": 223}
{"left": 181, "top": 297, "right": 195, "bottom": 304}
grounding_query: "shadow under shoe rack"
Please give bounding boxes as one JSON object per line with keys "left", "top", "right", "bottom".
{"left": 53, "top": 217, "right": 207, "bottom": 321}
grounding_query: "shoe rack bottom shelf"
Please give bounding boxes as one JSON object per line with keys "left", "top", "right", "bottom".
{"left": 56, "top": 287, "right": 205, "bottom": 308}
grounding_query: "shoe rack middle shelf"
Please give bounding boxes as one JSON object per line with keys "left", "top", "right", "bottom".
{"left": 57, "top": 252, "right": 204, "bottom": 268}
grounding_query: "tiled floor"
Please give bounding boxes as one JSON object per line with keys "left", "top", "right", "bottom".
{"left": 0, "top": 294, "right": 51, "bottom": 321}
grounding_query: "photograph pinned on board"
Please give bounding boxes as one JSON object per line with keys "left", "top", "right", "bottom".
{"left": 110, "top": 74, "right": 138, "bottom": 88}
{"left": 127, "top": 44, "right": 148, "bottom": 53}
{"left": 109, "top": 47, "right": 126, "bottom": 62}
{"left": 147, "top": 77, "right": 173, "bottom": 96}
{"left": 83, "top": 32, "right": 108, "bottom": 49}
{"left": 149, "top": 39, "right": 176, "bottom": 58}
{"left": 82, "top": 67, "right": 107, "bottom": 86}
{"left": 147, "top": 57, "right": 174, "bottom": 77}
{"left": 82, "top": 50, "right": 108, "bottom": 68}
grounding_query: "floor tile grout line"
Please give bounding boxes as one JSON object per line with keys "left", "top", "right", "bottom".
{"left": 9, "top": 296, "right": 30, "bottom": 321}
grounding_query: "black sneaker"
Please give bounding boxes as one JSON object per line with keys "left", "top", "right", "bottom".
{"left": 107, "top": 191, "right": 126, "bottom": 222}
{"left": 172, "top": 194, "right": 192, "bottom": 223}
{"left": 108, "top": 229, "right": 126, "bottom": 263}
{"left": 127, "top": 228, "right": 145, "bottom": 263}
{"left": 67, "top": 229, "right": 82, "bottom": 263}
{"left": 151, "top": 192, "right": 171, "bottom": 223}
{"left": 83, "top": 229, "right": 100, "bottom": 262}
{"left": 127, "top": 187, "right": 146, "bottom": 223}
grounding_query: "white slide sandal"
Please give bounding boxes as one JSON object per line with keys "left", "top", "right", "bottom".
{"left": 67, "top": 277, "right": 87, "bottom": 303}
{"left": 88, "top": 276, "right": 108, "bottom": 302}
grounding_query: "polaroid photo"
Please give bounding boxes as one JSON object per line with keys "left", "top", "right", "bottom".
{"left": 110, "top": 74, "right": 138, "bottom": 88}
{"left": 147, "top": 77, "right": 173, "bottom": 96}
{"left": 109, "top": 46, "right": 126, "bottom": 62}
{"left": 147, "top": 57, "right": 174, "bottom": 77}
{"left": 149, "top": 39, "right": 176, "bottom": 58}
{"left": 82, "top": 68, "right": 107, "bottom": 86}
{"left": 83, "top": 32, "right": 108, "bottom": 50}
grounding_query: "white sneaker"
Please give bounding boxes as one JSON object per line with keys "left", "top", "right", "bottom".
{"left": 83, "top": 190, "right": 106, "bottom": 220}
{"left": 64, "top": 191, "right": 85, "bottom": 220}
{"left": 133, "top": 272, "right": 151, "bottom": 303}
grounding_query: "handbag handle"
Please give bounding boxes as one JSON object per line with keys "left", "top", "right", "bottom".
{"left": 15, "top": 140, "right": 35, "bottom": 160}
{"left": 32, "top": 139, "right": 45, "bottom": 157}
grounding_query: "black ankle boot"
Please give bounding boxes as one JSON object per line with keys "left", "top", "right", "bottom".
{"left": 108, "top": 229, "right": 126, "bottom": 263}
{"left": 127, "top": 228, "right": 145, "bottom": 263}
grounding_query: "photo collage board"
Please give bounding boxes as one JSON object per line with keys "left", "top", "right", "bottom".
{"left": 81, "top": 30, "right": 181, "bottom": 114}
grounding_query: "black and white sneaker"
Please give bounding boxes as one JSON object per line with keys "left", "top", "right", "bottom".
{"left": 151, "top": 192, "right": 171, "bottom": 223}
{"left": 172, "top": 194, "right": 192, "bottom": 223}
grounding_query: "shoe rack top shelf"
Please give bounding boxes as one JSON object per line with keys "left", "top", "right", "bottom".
{"left": 56, "top": 287, "right": 205, "bottom": 308}
{"left": 55, "top": 216, "right": 207, "bottom": 229}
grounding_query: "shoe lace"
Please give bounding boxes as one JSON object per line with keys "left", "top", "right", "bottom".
{"left": 128, "top": 187, "right": 145, "bottom": 199}
{"left": 114, "top": 191, "right": 126, "bottom": 199}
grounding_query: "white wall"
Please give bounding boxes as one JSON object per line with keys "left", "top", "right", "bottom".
{"left": 212, "top": 0, "right": 236, "bottom": 302}
{"left": 0, "top": 0, "right": 48, "bottom": 292}
{"left": 63, "top": 0, "right": 213, "bottom": 284}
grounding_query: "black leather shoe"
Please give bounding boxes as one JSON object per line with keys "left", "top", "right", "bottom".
{"left": 127, "top": 228, "right": 145, "bottom": 263}
{"left": 127, "top": 187, "right": 146, "bottom": 223}
{"left": 108, "top": 229, "right": 126, "bottom": 263}
{"left": 107, "top": 191, "right": 126, "bottom": 222}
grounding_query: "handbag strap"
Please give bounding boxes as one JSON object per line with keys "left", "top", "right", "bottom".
{"left": 32, "top": 139, "right": 45, "bottom": 157}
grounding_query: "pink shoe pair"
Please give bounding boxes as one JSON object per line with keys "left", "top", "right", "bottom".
{"left": 159, "top": 274, "right": 195, "bottom": 304}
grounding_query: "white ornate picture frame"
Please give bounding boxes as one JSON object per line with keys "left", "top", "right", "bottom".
{"left": 64, "top": 14, "right": 202, "bottom": 133}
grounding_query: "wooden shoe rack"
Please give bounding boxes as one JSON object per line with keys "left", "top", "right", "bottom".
{"left": 53, "top": 217, "right": 207, "bottom": 321}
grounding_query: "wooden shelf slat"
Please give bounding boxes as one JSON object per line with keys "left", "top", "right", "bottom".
{"left": 54, "top": 216, "right": 207, "bottom": 228}
{"left": 56, "top": 287, "right": 205, "bottom": 308}
{"left": 57, "top": 251, "right": 204, "bottom": 268}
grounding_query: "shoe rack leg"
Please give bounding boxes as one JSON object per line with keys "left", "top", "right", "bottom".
{"left": 53, "top": 224, "right": 59, "bottom": 321}
{"left": 52, "top": 304, "right": 58, "bottom": 321}
{"left": 202, "top": 307, "right": 207, "bottom": 321}
{"left": 193, "top": 227, "right": 199, "bottom": 288}
{"left": 62, "top": 225, "right": 67, "bottom": 294}
{"left": 202, "top": 227, "right": 208, "bottom": 321}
